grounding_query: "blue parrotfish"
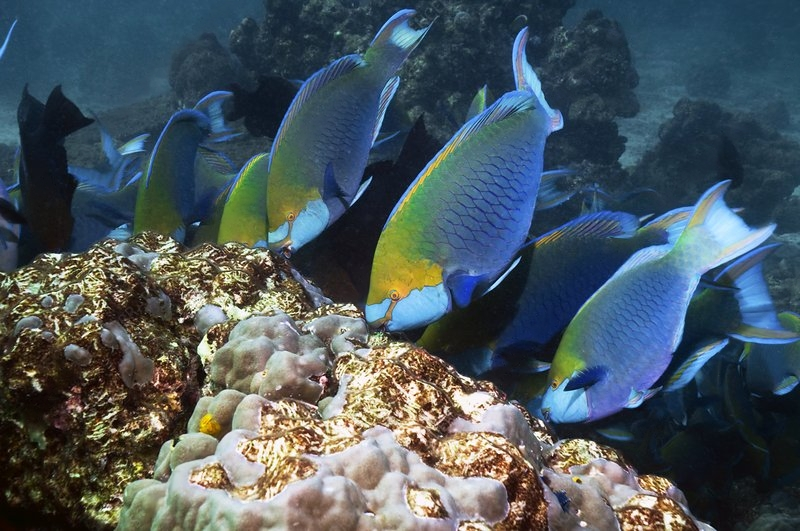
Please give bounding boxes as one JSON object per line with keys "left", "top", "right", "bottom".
{"left": 0, "top": 19, "right": 16, "bottom": 62}
{"left": 541, "top": 181, "right": 776, "bottom": 423}
{"left": 418, "top": 207, "right": 690, "bottom": 373}
{"left": 365, "top": 26, "right": 563, "bottom": 332}
{"left": 266, "top": 9, "right": 431, "bottom": 255}
{"left": 133, "top": 91, "right": 234, "bottom": 241}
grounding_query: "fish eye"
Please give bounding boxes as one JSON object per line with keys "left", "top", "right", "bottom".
{"left": 550, "top": 381, "right": 558, "bottom": 390}
{"left": 286, "top": 212, "right": 296, "bottom": 222}
{"left": 389, "top": 290, "right": 400, "bottom": 301}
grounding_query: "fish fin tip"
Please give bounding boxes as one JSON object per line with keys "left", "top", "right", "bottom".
{"left": 512, "top": 26, "right": 561, "bottom": 132}
{"left": 368, "top": 9, "right": 431, "bottom": 57}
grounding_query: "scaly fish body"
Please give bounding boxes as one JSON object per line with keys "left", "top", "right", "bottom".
{"left": 266, "top": 9, "right": 430, "bottom": 254}
{"left": 133, "top": 110, "right": 209, "bottom": 239}
{"left": 365, "top": 27, "right": 562, "bottom": 332}
{"left": 133, "top": 91, "right": 233, "bottom": 241}
{"left": 218, "top": 152, "right": 270, "bottom": 246}
{"left": 542, "top": 181, "right": 775, "bottom": 423}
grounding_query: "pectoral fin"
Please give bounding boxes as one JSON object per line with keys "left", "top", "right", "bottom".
{"left": 564, "top": 366, "right": 607, "bottom": 391}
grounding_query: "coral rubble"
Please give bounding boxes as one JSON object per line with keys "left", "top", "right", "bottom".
{"left": 0, "top": 234, "right": 713, "bottom": 529}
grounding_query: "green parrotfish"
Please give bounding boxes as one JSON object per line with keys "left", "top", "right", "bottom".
{"left": 365, "top": 27, "right": 562, "bottom": 332}
{"left": 266, "top": 9, "right": 431, "bottom": 255}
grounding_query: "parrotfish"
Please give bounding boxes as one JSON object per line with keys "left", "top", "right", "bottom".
{"left": 365, "top": 26, "right": 562, "bottom": 331}
{"left": 266, "top": 9, "right": 431, "bottom": 255}
{"left": 133, "top": 91, "right": 233, "bottom": 241}
{"left": 16, "top": 85, "right": 94, "bottom": 255}
{"left": 541, "top": 181, "right": 775, "bottom": 423}
{"left": 744, "top": 312, "right": 800, "bottom": 396}
{"left": 217, "top": 152, "right": 270, "bottom": 246}
{"left": 418, "top": 207, "right": 690, "bottom": 373}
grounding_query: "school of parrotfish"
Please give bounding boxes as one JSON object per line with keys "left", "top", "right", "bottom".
{"left": 1, "top": 10, "right": 798, "bottom": 432}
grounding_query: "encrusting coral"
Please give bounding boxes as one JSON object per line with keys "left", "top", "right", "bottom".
{"left": 0, "top": 233, "right": 714, "bottom": 529}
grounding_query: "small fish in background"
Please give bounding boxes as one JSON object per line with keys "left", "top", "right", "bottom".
{"left": 16, "top": 85, "right": 94, "bottom": 258}
{"left": 418, "top": 206, "right": 690, "bottom": 375}
{"left": 365, "top": 26, "right": 563, "bottom": 332}
{"left": 69, "top": 116, "right": 149, "bottom": 194}
{"left": 541, "top": 180, "right": 775, "bottom": 424}
{"left": 227, "top": 75, "right": 300, "bottom": 138}
{"left": 717, "top": 132, "right": 744, "bottom": 189}
{"left": 265, "top": 9, "right": 431, "bottom": 255}
{"left": 0, "top": 18, "right": 16, "bottom": 62}
{"left": 744, "top": 312, "right": 800, "bottom": 396}
{"left": 133, "top": 91, "right": 235, "bottom": 242}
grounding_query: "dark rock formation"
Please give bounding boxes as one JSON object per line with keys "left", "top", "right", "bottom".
{"left": 631, "top": 98, "right": 800, "bottom": 226}
{"left": 169, "top": 33, "right": 241, "bottom": 105}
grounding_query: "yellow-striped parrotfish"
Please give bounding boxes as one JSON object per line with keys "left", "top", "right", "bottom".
{"left": 418, "top": 207, "right": 690, "bottom": 374}
{"left": 743, "top": 312, "right": 800, "bottom": 396}
{"left": 217, "top": 152, "right": 270, "bottom": 246}
{"left": 659, "top": 243, "right": 800, "bottom": 393}
{"left": 266, "top": 9, "right": 431, "bottom": 255}
{"left": 541, "top": 180, "right": 775, "bottom": 423}
{"left": 133, "top": 91, "right": 234, "bottom": 242}
{"left": 365, "top": 26, "right": 563, "bottom": 332}
{"left": 0, "top": 19, "right": 17, "bottom": 62}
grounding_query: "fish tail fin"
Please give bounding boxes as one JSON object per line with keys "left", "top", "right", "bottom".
{"left": 717, "top": 243, "right": 800, "bottom": 342}
{"left": 365, "top": 9, "right": 431, "bottom": 72}
{"left": 512, "top": 27, "right": 562, "bottom": 133}
{"left": 677, "top": 180, "right": 775, "bottom": 271}
{"left": 194, "top": 91, "right": 238, "bottom": 142}
{"left": 43, "top": 85, "right": 94, "bottom": 139}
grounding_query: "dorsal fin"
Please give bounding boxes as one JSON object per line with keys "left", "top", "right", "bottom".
{"left": 536, "top": 211, "right": 640, "bottom": 246}
{"left": 371, "top": 76, "right": 399, "bottom": 145}
{"left": 272, "top": 54, "right": 364, "bottom": 153}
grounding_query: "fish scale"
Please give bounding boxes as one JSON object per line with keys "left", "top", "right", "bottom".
{"left": 366, "top": 26, "right": 563, "bottom": 331}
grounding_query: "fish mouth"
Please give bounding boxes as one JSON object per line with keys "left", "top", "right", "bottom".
{"left": 366, "top": 299, "right": 398, "bottom": 330}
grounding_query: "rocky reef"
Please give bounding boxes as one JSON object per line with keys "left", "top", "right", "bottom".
{"left": 226, "top": 1, "right": 636, "bottom": 177}
{"left": 0, "top": 234, "right": 713, "bottom": 529}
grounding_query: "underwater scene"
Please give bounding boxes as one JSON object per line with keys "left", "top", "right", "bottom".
{"left": 1, "top": 0, "right": 799, "bottom": 529}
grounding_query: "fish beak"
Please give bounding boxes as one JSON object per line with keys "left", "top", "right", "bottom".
{"left": 368, "top": 299, "right": 398, "bottom": 330}
{"left": 541, "top": 379, "right": 590, "bottom": 423}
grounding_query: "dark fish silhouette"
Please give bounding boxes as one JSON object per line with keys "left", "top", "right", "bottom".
{"left": 228, "top": 75, "right": 299, "bottom": 138}
{"left": 17, "top": 85, "right": 94, "bottom": 255}
{"left": 717, "top": 133, "right": 744, "bottom": 189}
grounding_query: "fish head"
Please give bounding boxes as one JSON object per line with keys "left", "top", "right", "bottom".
{"left": 365, "top": 253, "right": 449, "bottom": 332}
{"left": 268, "top": 198, "right": 330, "bottom": 256}
{"left": 540, "top": 377, "right": 591, "bottom": 423}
